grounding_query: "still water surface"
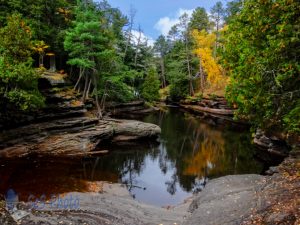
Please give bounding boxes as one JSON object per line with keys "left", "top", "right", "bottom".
{"left": 0, "top": 108, "right": 265, "bottom": 206}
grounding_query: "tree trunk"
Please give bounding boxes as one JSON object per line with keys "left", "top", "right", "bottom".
{"left": 160, "top": 57, "right": 166, "bottom": 88}
{"left": 199, "top": 59, "right": 205, "bottom": 94}
{"left": 86, "top": 78, "right": 92, "bottom": 99}
{"left": 134, "top": 26, "right": 142, "bottom": 68}
{"left": 185, "top": 34, "right": 194, "bottom": 96}
{"left": 93, "top": 74, "right": 103, "bottom": 119}
{"left": 181, "top": 104, "right": 235, "bottom": 116}
{"left": 213, "top": 19, "right": 220, "bottom": 58}
{"left": 74, "top": 67, "right": 84, "bottom": 91}
{"left": 100, "top": 81, "right": 108, "bottom": 113}
{"left": 82, "top": 74, "right": 89, "bottom": 103}
{"left": 123, "top": 6, "right": 136, "bottom": 62}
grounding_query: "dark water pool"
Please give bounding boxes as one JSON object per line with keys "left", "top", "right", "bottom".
{"left": 0, "top": 108, "right": 266, "bottom": 206}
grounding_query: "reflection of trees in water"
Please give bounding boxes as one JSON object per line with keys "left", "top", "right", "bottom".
{"left": 183, "top": 122, "right": 226, "bottom": 179}
{"left": 106, "top": 143, "right": 160, "bottom": 197}
{"left": 158, "top": 143, "right": 169, "bottom": 174}
{"left": 165, "top": 173, "right": 178, "bottom": 195}
{"left": 143, "top": 108, "right": 263, "bottom": 194}
{"left": 181, "top": 114, "right": 263, "bottom": 181}
{"left": 98, "top": 108, "right": 263, "bottom": 197}
{"left": 91, "top": 146, "right": 152, "bottom": 191}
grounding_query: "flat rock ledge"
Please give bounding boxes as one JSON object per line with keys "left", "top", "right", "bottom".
{"left": 0, "top": 117, "right": 161, "bottom": 158}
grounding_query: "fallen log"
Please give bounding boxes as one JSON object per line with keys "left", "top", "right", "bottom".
{"left": 181, "top": 104, "right": 235, "bottom": 116}
{"left": 66, "top": 150, "right": 109, "bottom": 157}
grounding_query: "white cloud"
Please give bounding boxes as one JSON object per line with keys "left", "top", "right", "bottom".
{"left": 154, "top": 8, "right": 194, "bottom": 36}
{"left": 131, "top": 30, "right": 155, "bottom": 47}
{"left": 178, "top": 8, "right": 194, "bottom": 18}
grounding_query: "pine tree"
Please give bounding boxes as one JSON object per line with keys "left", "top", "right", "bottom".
{"left": 64, "top": 2, "right": 115, "bottom": 118}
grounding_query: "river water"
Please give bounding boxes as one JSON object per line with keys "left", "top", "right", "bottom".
{"left": 0, "top": 107, "right": 266, "bottom": 206}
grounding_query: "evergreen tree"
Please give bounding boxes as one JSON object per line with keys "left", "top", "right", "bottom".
{"left": 64, "top": 2, "right": 115, "bottom": 118}
{"left": 189, "top": 7, "right": 210, "bottom": 32}
{"left": 141, "top": 68, "right": 160, "bottom": 102}
{"left": 154, "top": 35, "right": 170, "bottom": 88}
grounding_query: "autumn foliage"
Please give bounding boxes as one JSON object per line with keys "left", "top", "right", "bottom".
{"left": 191, "top": 29, "right": 226, "bottom": 90}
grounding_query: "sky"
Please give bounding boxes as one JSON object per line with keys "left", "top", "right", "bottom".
{"left": 105, "top": 0, "right": 228, "bottom": 44}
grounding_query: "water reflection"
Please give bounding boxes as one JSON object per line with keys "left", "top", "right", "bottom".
{"left": 105, "top": 108, "right": 264, "bottom": 205}
{"left": 0, "top": 108, "right": 265, "bottom": 206}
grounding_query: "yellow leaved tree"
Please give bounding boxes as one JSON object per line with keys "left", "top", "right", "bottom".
{"left": 191, "top": 29, "right": 225, "bottom": 92}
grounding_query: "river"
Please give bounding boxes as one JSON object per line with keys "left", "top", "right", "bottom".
{"left": 0, "top": 107, "right": 267, "bottom": 207}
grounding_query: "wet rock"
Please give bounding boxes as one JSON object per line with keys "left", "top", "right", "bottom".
{"left": 265, "top": 166, "right": 279, "bottom": 175}
{"left": 111, "top": 119, "right": 161, "bottom": 140}
{"left": 254, "top": 129, "right": 290, "bottom": 161}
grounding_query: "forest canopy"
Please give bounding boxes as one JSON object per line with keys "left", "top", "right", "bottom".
{"left": 0, "top": 0, "right": 299, "bottom": 134}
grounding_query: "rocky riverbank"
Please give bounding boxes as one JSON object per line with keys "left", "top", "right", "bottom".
{"left": 178, "top": 96, "right": 249, "bottom": 127}
{"left": 0, "top": 151, "right": 298, "bottom": 225}
{"left": 0, "top": 73, "right": 161, "bottom": 158}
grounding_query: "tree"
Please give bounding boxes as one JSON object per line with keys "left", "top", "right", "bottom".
{"left": 134, "top": 25, "right": 143, "bottom": 68}
{"left": 123, "top": 5, "right": 136, "bottom": 61}
{"left": 210, "top": 1, "right": 225, "bottom": 57}
{"left": 178, "top": 13, "right": 194, "bottom": 96}
{"left": 64, "top": 2, "right": 115, "bottom": 118}
{"left": 154, "top": 35, "right": 170, "bottom": 88}
{"left": 189, "top": 7, "right": 210, "bottom": 32}
{"left": 0, "top": 14, "right": 44, "bottom": 111}
{"left": 222, "top": 0, "right": 300, "bottom": 134}
{"left": 141, "top": 68, "right": 160, "bottom": 102}
{"left": 224, "top": 0, "right": 243, "bottom": 24}
{"left": 192, "top": 29, "right": 224, "bottom": 92}
{"left": 0, "top": 0, "right": 77, "bottom": 68}
{"left": 210, "top": 1, "right": 225, "bottom": 32}
{"left": 168, "top": 25, "right": 180, "bottom": 42}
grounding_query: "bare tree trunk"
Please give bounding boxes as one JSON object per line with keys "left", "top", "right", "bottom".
{"left": 134, "top": 25, "right": 142, "bottom": 67}
{"left": 123, "top": 6, "right": 136, "bottom": 61}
